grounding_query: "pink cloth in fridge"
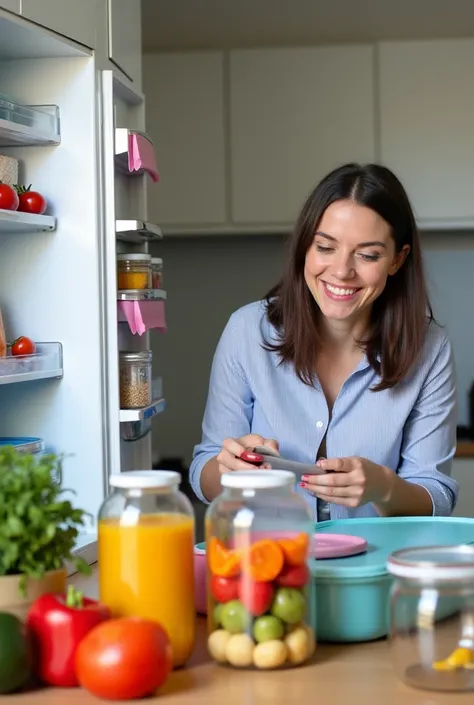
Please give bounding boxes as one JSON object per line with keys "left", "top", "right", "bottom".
{"left": 128, "top": 133, "right": 159, "bottom": 182}
{"left": 117, "top": 300, "right": 167, "bottom": 335}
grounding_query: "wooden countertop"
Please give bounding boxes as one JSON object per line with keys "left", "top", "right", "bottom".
{"left": 455, "top": 441, "right": 474, "bottom": 458}
{"left": 5, "top": 565, "right": 473, "bottom": 705}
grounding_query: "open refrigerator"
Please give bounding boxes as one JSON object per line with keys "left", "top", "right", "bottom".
{"left": 0, "top": 11, "right": 165, "bottom": 567}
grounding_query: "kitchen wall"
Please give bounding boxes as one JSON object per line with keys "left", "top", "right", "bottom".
{"left": 150, "top": 233, "right": 474, "bottom": 466}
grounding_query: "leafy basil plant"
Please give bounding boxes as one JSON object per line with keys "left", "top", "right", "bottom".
{"left": 0, "top": 446, "right": 91, "bottom": 594}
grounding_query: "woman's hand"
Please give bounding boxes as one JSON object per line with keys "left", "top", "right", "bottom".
{"left": 216, "top": 435, "right": 279, "bottom": 475}
{"left": 300, "top": 456, "right": 393, "bottom": 508}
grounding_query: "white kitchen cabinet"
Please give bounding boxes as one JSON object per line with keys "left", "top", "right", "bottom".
{"left": 452, "top": 458, "right": 474, "bottom": 517}
{"left": 0, "top": 1, "right": 19, "bottom": 13}
{"left": 108, "top": 0, "right": 142, "bottom": 86}
{"left": 21, "top": 0, "right": 97, "bottom": 49}
{"left": 230, "top": 45, "right": 376, "bottom": 225}
{"left": 379, "top": 39, "right": 474, "bottom": 225}
{"left": 143, "top": 52, "right": 227, "bottom": 228}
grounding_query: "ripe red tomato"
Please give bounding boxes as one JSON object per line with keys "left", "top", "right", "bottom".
{"left": 276, "top": 562, "right": 310, "bottom": 588}
{"left": 210, "top": 575, "right": 239, "bottom": 603}
{"left": 75, "top": 617, "right": 172, "bottom": 701}
{"left": 14, "top": 184, "right": 47, "bottom": 215}
{"left": 11, "top": 336, "right": 36, "bottom": 356}
{"left": 238, "top": 578, "right": 273, "bottom": 616}
{"left": 0, "top": 182, "right": 19, "bottom": 211}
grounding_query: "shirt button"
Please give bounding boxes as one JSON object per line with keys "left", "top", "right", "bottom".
{"left": 316, "top": 421, "right": 324, "bottom": 428}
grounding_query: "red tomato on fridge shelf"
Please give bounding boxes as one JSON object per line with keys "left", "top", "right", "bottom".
{"left": 238, "top": 578, "right": 273, "bottom": 617}
{"left": 0, "top": 182, "right": 19, "bottom": 210}
{"left": 210, "top": 574, "right": 239, "bottom": 603}
{"left": 275, "top": 562, "right": 310, "bottom": 589}
{"left": 14, "top": 184, "right": 47, "bottom": 215}
{"left": 11, "top": 336, "right": 36, "bottom": 356}
{"left": 75, "top": 617, "right": 172, "bottom": 701}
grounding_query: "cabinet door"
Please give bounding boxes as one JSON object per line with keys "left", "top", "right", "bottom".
{"left": 143, "top": 52, "right": 227, "bottom": 228}
{"left": 108, "top": 0, "right": 141, "bottom": 85}
{"left": 21, "top": 0, "right": 96, "bottom": 48}
{"left": 0, "top": 1, "right": 20, "bottom": 13}
{"left": 452, "top": 459, "right": 474, "bottom": 517}
{"left": 379, "top": 39, "right": 474, "bottom": 223}
{"left": 230, "top": 46, "right": 376, "bottom": 225}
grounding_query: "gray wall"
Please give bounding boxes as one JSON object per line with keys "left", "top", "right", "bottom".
{"left": 150, "top": 233, "right": 474, "bottom": 466}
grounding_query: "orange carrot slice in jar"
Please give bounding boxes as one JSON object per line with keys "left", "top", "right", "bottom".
{"left": 241, "top": 539, "right": 284, "bottom": 582}
{"left": 208, "top": 537, "right": 240, "bottom": 578}
{"left": 277, "top": 533, "right": 310, "bottom": 567}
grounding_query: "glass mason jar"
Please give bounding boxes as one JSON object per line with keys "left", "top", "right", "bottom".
{"left": 98, "top": 470, "right": 196, "bottom": 668}
{"left": 387, "top": 545, "right": 474, "bottom": 692}
{"left": 119, "top": 350, "right": 152, "bottom": 409}
{"left": 117, "top": 253, "right": 151, "bottom": 290}
{"left": 205, "top": 470, "right": 315, "bottom": 670}
{"left": 150, "top": 257, "right": 163, "bottom": 289}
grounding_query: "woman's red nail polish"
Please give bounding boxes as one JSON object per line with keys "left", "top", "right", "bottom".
{"left": 299, "top": 482, "right": 306, "bottom": 488}
{"left": 302, "top": 475, "right": 309, "bottom": 482}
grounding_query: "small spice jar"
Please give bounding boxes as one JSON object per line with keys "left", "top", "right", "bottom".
{"left": 150, "top": 257, "right": 163, "bottom": 289}
{"left": 387, "top": 545, "right": 474, "bottom": 692}
{"left": 117, "top": 253, "right": 151, "bottom": 290}
{"left": 205, "top": 470, "right": 315, "bottom": 670}
{"left": 119, "top": 350, "right": 152, "bottom": 409}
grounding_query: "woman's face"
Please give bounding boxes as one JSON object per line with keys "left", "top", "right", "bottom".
{"left": 304, "top": 199, "right": 409, "bottom": 325}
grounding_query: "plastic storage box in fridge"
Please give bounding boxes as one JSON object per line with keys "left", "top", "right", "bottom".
{"left": 311, "top": 517, "right": 474, "bottom": 643}
{"left": 0, "top": 437, "right": 44, "bottom": 454}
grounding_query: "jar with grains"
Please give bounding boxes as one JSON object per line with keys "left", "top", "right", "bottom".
{"left": 387, "top": 545, "right": 474, "bottom": 692}
{"left": 205, "top": 470, "right": 315, "bottom": 670}
{"left": 150, "top": 257, "right": 163, "bottom": 289}
{"left": 117, "top": 253, "right": 151, "bottom": 290}
{"left": 119, "top": 350, "right": 152, "bottom": 409}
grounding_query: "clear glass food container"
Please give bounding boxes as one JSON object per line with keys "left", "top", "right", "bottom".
{"left": 117, "top": 253, "right": 151, "bottom": 290}
{"left": 205, "top": 470, "right": 315, "bottom": 670}
{"left": 98, "top": 470, "right": 196, "bottom": 668}
{"left": 119, "top": 350, "right": 152, "bottom": 409}
{"left": 388, "top": 545, "right": 474, "bottom": 692}
{"left": 151, "top": 257, "right": 163, "bottom": 289}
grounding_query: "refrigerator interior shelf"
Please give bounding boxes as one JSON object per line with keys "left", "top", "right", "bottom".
{"left": 0, "top": 208, "right": 56, "bottom": 233}
{"left": 0, "top": 102, "right": 60, "bottom": 146}
{"left": 0, "top": 342, "right": 63, "bottom": 385}
{"left": 119, "top": 398, "right": 166, "bottom": 423}
{"left": 117, "top": 289, "right": 167, "bottom": 302}
{"left": 116, "top": 220, "right": 163, "bottom": 243}
{"left": 114, "top": 128, "right": 154, "bottom": 176}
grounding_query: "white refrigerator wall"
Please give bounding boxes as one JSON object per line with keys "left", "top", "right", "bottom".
{"left": 0, "top": 56, "right": 108, "bottom": 523}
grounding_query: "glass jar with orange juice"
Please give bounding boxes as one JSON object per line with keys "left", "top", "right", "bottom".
{"left": 98, "top": 471, "right": 195, "bottom": 667}
{"left": 205, "top": 470, "right": 315, "bottom": 670}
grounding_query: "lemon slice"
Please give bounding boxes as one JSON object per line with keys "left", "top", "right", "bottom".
{"left": 432, "top": 647, "right": 474, "bottom": 670}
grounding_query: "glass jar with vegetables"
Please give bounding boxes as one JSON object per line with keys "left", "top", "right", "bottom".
{"left": 388, "top": 545, "right": 474, "bottom": 692}
{"left": 205, "top": 470, "right": 315, "bottom": 670}
{"left": 117, "top": 253, "right": 151, "bottom": 290}
{"left": 150, "top": 257, "right": 163, "bottom": 289}
{"left": 98, "top": 471, "right": 196, "bottom": 668}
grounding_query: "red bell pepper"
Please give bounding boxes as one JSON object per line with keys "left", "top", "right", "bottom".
{"left": 27, "top": 584, "right": 110, "bottom": 687}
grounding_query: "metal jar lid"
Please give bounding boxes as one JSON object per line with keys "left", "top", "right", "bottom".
{"left": 117, "top": 253, "right": 151, "bottom": 262}
{"left": 119, "top": 350, "right": 152, "bottom": 363}
{"left": 387, "top": 545, "right": 474, "bottom": 582}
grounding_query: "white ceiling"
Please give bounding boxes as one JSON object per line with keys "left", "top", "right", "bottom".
{"left": 142, "top": 0, "right": 474, "bottom": 52}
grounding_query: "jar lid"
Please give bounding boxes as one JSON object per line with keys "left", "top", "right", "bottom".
{"left": 117, "top": 253, "right": 151, "bottom": 261}
{"left": 387, "top": 545, "right": 474, "bottom": 581}
{"left": 151, "top": 257, "right": 163, "bottom": 265}
{"left": 221, "top": 470, "right": 295, "bottom": 490}
{"left": 119, "top": 350, "right": 152, "bottom": 362}
{"left": 109, "top": 470, "right": 180, "bottom": 489}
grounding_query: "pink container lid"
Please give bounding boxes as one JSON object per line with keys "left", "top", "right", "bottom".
{"left": 312, "top": 533, "right": 367, "bottom": 559}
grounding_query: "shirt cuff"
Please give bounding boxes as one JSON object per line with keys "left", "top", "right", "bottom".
{"left": 405, "top": 478, "right": 455, "bottom": 517}
{"left": 189, "top": 452, "right": 216, "bottom": 505}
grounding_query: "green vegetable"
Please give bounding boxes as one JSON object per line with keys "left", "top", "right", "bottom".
{"left": 0, "top": 612, "right": 32, "bottom": 693}
{"left": 0, "top": 447, "right": 91, "bottom": 595}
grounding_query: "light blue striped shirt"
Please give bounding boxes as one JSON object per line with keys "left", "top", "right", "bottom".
{"left": 190, "top": 300, "right": 459, "bottom": 520}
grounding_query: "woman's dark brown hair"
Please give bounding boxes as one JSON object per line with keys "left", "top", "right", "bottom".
{"left": 264, "top": 162, "right": 433, "bottom": 391}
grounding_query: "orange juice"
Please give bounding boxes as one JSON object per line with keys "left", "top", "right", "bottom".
{"left": 98, "top": 513, "right": 195, "bottom": 667}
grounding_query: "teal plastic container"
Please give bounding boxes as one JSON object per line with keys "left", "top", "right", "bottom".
{"left": 311, "top": 517, "right": 474, "bottom": 643}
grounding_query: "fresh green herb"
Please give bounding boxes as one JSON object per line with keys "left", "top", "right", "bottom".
{"left": 0, "top": 447, "right": 91, "bottom": 595}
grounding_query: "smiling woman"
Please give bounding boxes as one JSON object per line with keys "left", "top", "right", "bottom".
{"left": 190, "top": 163, "right": 458, "bottom": 523}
